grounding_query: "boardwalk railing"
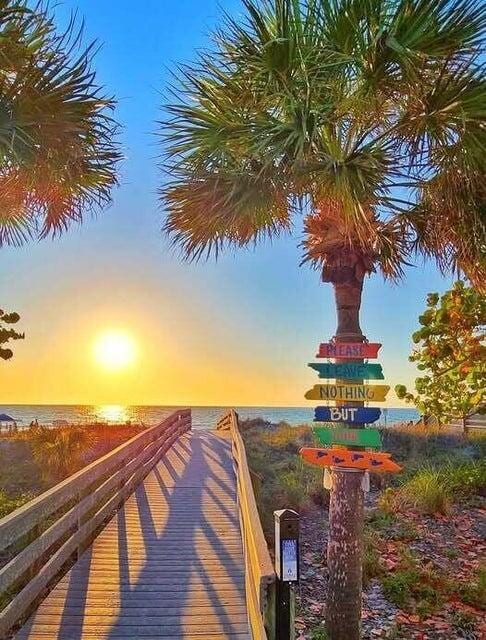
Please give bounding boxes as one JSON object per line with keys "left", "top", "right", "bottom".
{"left": 418, "top": 407, "right": 486, "bottom": 432}
{"left": 217, "top": 410, "right": 276, "bottom": 640}
{"left": 0, "top": 409, "right": 191, "bottom": 637}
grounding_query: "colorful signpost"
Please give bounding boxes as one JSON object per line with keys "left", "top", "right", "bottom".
{"left": 314, "top": 406, "right": 381, "bottom": 423}
{"left": 303, "top": 338, "right": 401, "bottom": 475}
{"left": 316, "top": 342, "right": 381, "bottom": 359}
{"left": 304, "top": 383, "right": 390, "bottom": 402}
{"left": 308, "top": 362, "right": 384, "bottom": 380}
{"left": 314, "top": 427, "right": 382, "bottom": 448}
{"left": 300, "top": 447, "right": 401, "bottom": 473}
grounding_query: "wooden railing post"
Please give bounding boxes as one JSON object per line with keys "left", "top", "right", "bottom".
{"left": 218, "top": 410, "right": 276, "bottom": 639}
{"left": 0, "top": 408, "right": 191, "bottom": 637}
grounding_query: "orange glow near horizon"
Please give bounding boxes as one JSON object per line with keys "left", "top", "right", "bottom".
{"left": 1, "top": 280, "right": 412, "bottom": 407}
{"left": 97, "top": 404, "right": 130, "bottom": 422}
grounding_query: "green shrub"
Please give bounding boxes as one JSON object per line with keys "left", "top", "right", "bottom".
{"left": 441, "top": 460, "right": 486, "bottom": 496}
{"left": 382, "top": 570, "right": 418, "bottom": 608}
{"left": 397, "top": 460, "right": 486, "bottom": 514}
{"left": 242, "top": 421, "right": 324, "bottom": 540}
{"left": 456, "top": 566, "right": 486, "bottom": 610}
{"left": 366, "top": 508, "right": 396, "bottom": 530}
{"left": 381, "top": 426, "right": 465, "bottom": 463}
{"left": 382, "top": 568, "right": 443, "bottom": 616}
{"left": 390, "top": 521, "right": 420, "bottom": 542}
{"left": 465, "top": 430, "right": 486, "bottom": 459}
{"left": 398, "top": 470, "right": 451, "bottom": 514}
{"left": 278, "top": 470, "right": 307, "bottom": 511}
{"left": 0, "top": 490, "right": 32, "bottom": 518}
{"left": 363, "top": 530, "right": 383, "bottom": 585}
{"left": 378, "top": 487, "right": 398, "bottom": 513}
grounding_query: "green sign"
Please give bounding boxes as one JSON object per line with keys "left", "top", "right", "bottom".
{"left": 314, "top": 426, "right": 382, "bottom": 449}
{"left": 308, "top": 362, "right": 384, "bottom": 380}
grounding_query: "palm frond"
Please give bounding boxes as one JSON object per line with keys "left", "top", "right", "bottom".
{"left": 163, "top": 166, "right": 291, "bottom": 260}
{"left": 160, "top": 0, "right": 486, "bottom": 284}
{"left": 0, "top": 1, "right": 121, "bottom": 246}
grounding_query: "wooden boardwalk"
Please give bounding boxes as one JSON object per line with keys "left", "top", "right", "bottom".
{"left": 15, "top": 431, "right": 250, "bottom": 640}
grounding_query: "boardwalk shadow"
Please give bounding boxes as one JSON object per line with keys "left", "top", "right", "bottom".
{"left": 103, "top": 432, "right": 248, "bottom": 637}
{"left": 44, "top": 431, "right": 249, "bottom": 639}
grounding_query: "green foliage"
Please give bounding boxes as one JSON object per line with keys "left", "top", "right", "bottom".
{"left": 309, "top": 628, "right": 329, "bottom": 640}
{"left": 366, "top": 508, "right": 396, "bottom": 530}
{"left": 0, "top": 309, "right": 24, "bottom": 360}
{"left": 0, "top": 1, "right": 121, "bottom": 246}
{"left": 397, "top": 460, "right": 486, "bottom": 514}
{"left": 382, "top": 570, "right": 420, "bottom": 608}
{"left": 30, "top": 426, "right": 94, "bottom": 481}
{"left": 382, "top": 565, "right": 443, "bottom": 616}
{"left": 456, "top": 567, "right": 486, "bottom": 610}
{"left": 160, "top": 0, "right": 486, "bottom": 287}
{"left": 0, "top": 489, "right": 32, "bottom": 518}
{"left": 240, "top": 420, "right": 325, "bottom": 538}
{"left": 399, "top": 470, "right": 451, "bottom": 514}
{"left": 363, "top": 530, "right": 384, "bottom": 585}
{"left": 396, "top": 282, "right": 485, "bottom": 423}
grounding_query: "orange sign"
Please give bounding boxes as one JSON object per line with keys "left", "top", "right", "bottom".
{"left": 300, "top": 447, "right": 401, "bottom": 473}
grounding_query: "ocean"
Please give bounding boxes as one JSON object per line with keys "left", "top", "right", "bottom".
{"left": 0, "top": 404, "right": 419, "bottom": 430}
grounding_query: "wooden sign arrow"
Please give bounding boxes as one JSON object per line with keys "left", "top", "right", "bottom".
{"left": 313, "top": 427, "right": 382, "bottom": 448}
{"left": 308, "top": 362, "right": 384, "bottom": 380}
{"left": 316, "top": 342, "right": 382, "bottom": 359}
{"left": 300, "top": 447, "right": 401, "bottom": 473}
{"left": 314, "top": 406, "right": 381, "bottom": 424}
{"left": 305, "top": 384, "right": 390, "bottom": 402}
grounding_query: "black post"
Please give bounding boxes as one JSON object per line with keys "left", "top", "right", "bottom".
{"left": 274, "top": 509, "right": 299, "bottom": 640}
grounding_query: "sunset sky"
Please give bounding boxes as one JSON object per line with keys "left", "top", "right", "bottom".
{"left": 1, "top": 0, "right": 453, "bottom": 407}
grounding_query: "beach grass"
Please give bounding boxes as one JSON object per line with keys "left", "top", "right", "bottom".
{"left": 0, "top": 422, "right": 147, "bottom": 518}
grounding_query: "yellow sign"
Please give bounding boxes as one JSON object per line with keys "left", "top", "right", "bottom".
{"left": 304, "top": 383, "right": 390, "bottom": 402}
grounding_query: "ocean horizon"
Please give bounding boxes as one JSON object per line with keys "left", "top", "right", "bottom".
{"left": 0, "top": 404, "right": 419, "bottom": 430}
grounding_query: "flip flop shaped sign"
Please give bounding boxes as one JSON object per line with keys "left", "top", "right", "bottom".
{"left": 300, "top": 447, "right": 402, "bottom": 473}
{"left": 316, "top": 342, "right": 382, "bottom": 359}
{"left": 308, "top": 362, "right": 384, "bottom": 380}
{"left": 305, "top": 384, "right": 390, "bottom": 402}
{"left": 314, "top": 406, "right": 382, "bottom": 424}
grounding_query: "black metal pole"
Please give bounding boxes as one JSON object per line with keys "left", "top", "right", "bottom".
{"left": 275, "top": 580, "right": 294, "bottom": 640}
{"left": 274, "top": 509, "right": 299, "bottom": 640}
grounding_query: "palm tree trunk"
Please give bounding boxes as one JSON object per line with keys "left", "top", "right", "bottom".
{"left": 326, "top": 279, "right": 365, "bottom": 640}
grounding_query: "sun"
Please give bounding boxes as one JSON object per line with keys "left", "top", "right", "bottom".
{"left": 93, "top": 330, "right": 137, "bottom": 371}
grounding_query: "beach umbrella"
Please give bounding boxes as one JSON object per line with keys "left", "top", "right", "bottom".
{"left": 0, "top": 413, "right": 16, "bottom": 422}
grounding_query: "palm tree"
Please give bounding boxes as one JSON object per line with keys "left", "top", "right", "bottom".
{"left": 30, "top": 425, "right": 94, "bottom": 481}
{"left": 0, "top": 1, "right": 121, "bottom": 246}
{"left": 159, "top": 1, "right": 485, "bottom": 638}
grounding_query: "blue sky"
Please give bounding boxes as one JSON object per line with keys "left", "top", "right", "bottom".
{"left": 0, "top": 0, "right": 454, "bottom": 406}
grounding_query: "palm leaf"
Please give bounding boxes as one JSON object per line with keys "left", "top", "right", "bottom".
{"left": 160, "top": 0, "right": 486, "bottom": 285}
{"left": 0, "top": 1, "right": 121, "bottom": 246}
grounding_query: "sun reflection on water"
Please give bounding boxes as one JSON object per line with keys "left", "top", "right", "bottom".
{"left": 96, "top": 405, "right": 129, "bottom": 423}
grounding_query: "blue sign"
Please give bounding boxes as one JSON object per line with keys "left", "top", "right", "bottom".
{"left": 314, "top": 406, "right": 381, "bottom": 424}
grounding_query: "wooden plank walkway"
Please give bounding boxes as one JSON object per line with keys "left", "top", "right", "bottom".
{"left": 15, "top": 431, "right": 250, "bottom": 640}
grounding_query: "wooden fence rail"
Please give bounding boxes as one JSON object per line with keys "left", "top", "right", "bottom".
{"left": 0, "top": 409, "right": 191, "bottom": 638}
{"left": 217, "top": 410, "right": 276, "bottom": 640}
